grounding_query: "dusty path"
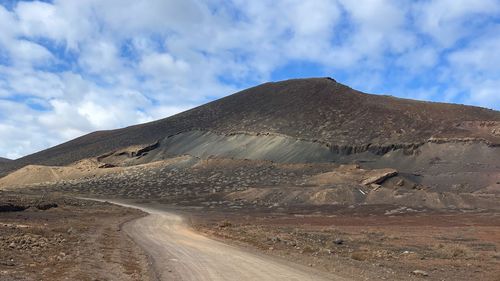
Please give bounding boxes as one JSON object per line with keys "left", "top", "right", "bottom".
{"left": 113, "top": 202, "right": 349, "bottom": 281}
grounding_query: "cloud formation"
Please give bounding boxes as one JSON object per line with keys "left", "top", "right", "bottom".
{"left": 0, "top": 0, "right": 499, "bottom": 158}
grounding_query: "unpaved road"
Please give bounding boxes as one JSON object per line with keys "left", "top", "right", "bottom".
{"left": 115, "top": 202, "right": 349, "bottom": 281}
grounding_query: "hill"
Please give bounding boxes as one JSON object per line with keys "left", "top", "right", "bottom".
{"left": 1, "top": 77, "right": 499, "bottom": 177}
{"left": 0, "top": 157, "right": 11, "bottom": 166}
{"left": 0, "top": 157, "right": 11, "bottom": 163}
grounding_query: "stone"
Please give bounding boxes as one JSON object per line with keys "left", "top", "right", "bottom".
{"left": 334, "top": 238, "right": 344, "bottom": 245}
{"left": 36, "top": 203, "right": 58, "bottom": 210}
{"left": 1, "top": 259, "right": 15, "bottom": 266}
{"left": 362, "top": 169, "right": 398, "bottom": 185}
{"left": 412, "top": 270, "right": 429, "bottom": 277}
{"left": 270, "top": 236, "right": 281, "bottom": 243}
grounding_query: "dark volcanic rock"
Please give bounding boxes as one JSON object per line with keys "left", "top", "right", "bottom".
{"left": 0, "top": 203, "right": 28, "bottom": 212}
{"left": 36, "top": 203, "right": 58, "bottom": 210}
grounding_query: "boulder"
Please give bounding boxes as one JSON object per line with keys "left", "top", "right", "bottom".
{"left": 412, "top": 270, "right": 429, "bottom": 277}
{"left": 361, "top": 169, "right": 398, "bottom": 185}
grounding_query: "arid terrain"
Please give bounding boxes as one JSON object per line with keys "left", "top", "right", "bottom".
{"left": 0, "top": 78, "right": 499, "bottom": 280}
{"left": 192, "top": 204, "right": 500, "bottom": 281}
{"left": 0, "top": 191, "right": 154, "bottom": 281}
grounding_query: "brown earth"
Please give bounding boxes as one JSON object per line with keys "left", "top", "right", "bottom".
{"left": 6, "top": 155, "right": 494, "bottom": 211}
{"left": 0, "top": 152, "right": 497, "bottom": 280}
{"left": 0, "top": 160, "right": 113, "bottom": 188}
{"left": 187, "top": 204, "right": 500, "bottom": 281}
{"left": 0, "top": 191, "right": 154, "bottom": 281}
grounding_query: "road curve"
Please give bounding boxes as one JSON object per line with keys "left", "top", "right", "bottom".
{"left": 114, "top": 202, "right": 349, "bottom": 281}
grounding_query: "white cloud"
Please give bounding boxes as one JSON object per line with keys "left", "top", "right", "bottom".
{"left": 0, "top": 66, "right": 63, "bottom": 99}
{"left": 467, "top": 80, "right": 500, "bottom": 109}
{"left": 396, "top": 46, "right": 438, "bottom": 72}
{"left": 0, "top": 5, "right": 18, "bottom": 43}
{"left": 8, "top": 40, "right": 53, "bottom": 66}
{"left": 448, "top": 36, "right": 500, "bottom": 73}
{"left": 140, "top": 53, "right": 190, "bottom": 79}
{"left": 413, "top": 0, "right": 500, "bottom": 47}
{"left": 78, "top": 40, "right": 122, "bottom": 75}
{"left": 15, "top": 0, "right": 95, "bottom": 49}
{"left": 447, "top": 34, "right": 500, "bottom": 108}
{"left": 0, "top": 5, "right": 54, "bottom": 67}
{"left": 91, "top": 0, "right": 207, "bottom": 37}
{"left": 16, "top": 1, "right": 66, "bottom": 40}
{"left": 338, "top": 0, "right": 415, "bottom": 55}
{"left": 288, "top": 0, "right": 339, "bottom": 36}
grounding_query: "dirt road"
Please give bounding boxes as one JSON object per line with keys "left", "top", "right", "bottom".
{"left": 116, "top": 202, "right": 348, "bottom": 281}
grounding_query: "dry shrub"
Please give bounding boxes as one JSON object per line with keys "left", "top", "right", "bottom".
{"left": 218, "top": 220, "right": 232, "bottom": 228}
{"left": 301, "top": 245, "right": 315, "bottom": 254}
{"left": 351, "top": 250, "right": 370, "bottom": 261}
{"left": 492, "top": 252, "right": 500, "bottom": 260}
{"left": 433, "top": 243, "right": 475, "bottom": 259}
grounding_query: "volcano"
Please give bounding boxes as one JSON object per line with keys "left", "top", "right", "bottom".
{"left": 1, "top": 78, "right": 499, "bottom": 209}
{"left": 2, "top": 78, "right": 499, "bottom": 172}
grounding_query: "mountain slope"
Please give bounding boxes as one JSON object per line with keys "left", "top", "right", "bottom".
{"left": 0, "top": 157, "right": 11, "bottom": 162}
{"left": 0, "top": 157, "right": 11, "bottom": 165}
{"left": 1, "top": 77, "right": 499, "bottom": 176}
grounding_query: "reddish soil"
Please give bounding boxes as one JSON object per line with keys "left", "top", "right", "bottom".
{"left": 0, "top": 191, "right": 154, "bottom": 281}
{"left": 189, "top": 206, "right": 500, "bottom": 281}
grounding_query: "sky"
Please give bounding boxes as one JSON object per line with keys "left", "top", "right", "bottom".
{"left": 0, "top": 0, "right": 499, "bottom": 159}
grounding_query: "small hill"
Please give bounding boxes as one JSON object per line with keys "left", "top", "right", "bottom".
{"left": 0, "top": 159, "right": 102, "bottom": 188}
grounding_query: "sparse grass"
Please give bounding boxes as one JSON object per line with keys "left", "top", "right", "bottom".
{"left": 432, "top": 243, "right": 476, "bottom": 259}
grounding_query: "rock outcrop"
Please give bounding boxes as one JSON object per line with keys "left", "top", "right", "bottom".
{"left": 361, "top": 169, "right": 398, "bottom": 185}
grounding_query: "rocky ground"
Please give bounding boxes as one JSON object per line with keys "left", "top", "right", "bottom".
{"left": 2, "top": 183, "right": 499, "bottom": 280}
{"left": 2, "top": 156, "right": 499, "bottom": 280}
{"left": 15, "top": 157, "right": 335, "bottom": 202}
{"left": 188, "top": 204, "right": 500, "bottom": 281}
{"left": 13, "top": 155, "right": 496, "bottom": 211}
{"left": 0, "top": 191, "right": 154, "bottom": 281}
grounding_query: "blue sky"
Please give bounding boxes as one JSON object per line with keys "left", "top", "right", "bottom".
{"left": 0, "top": 0, "right": 499, "bottom": 159}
